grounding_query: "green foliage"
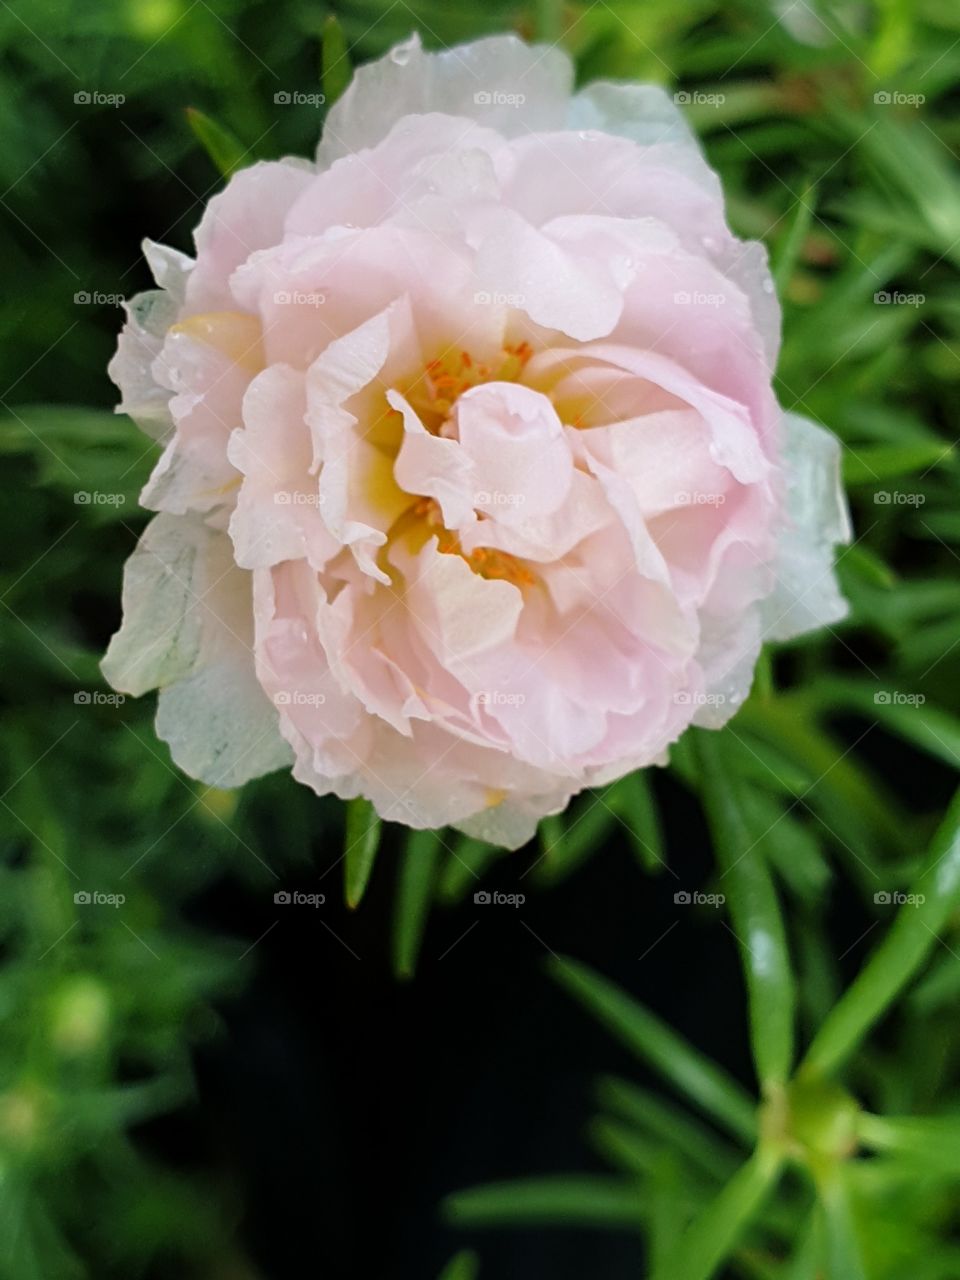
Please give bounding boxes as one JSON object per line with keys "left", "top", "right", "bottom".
{"left": 3, "top": 0, "right": 960, "bottom": 1275}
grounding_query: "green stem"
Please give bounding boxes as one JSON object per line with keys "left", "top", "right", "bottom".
{"left": 801, "top": 786, "right": 960, "bottom": 1077}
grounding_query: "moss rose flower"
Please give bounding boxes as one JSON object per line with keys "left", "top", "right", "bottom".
{"left": 103, "top": 34, "right": 850, "bottom": 848}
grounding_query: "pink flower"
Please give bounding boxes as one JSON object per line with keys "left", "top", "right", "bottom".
{"left": 103, "top": 34, "right": 850, "bottom": 848}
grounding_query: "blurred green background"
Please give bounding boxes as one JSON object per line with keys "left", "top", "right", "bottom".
{"left": 2, "top": 0, "right": 960, "bottom": 1277}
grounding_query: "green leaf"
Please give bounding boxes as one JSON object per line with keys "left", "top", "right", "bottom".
{"left": 801, "top": 786, "right": 960, "bottom": 1077}
{"left": 343, "top": 798, "right": 381, "bottom": 909}
{"left": 816, "top": 1172, "right": 867, "bottom": 1280}
{"left": 185, "top": 108, "right": 248, "bottom": 178}
{"left": 843, "top": 441, "right": 952, "bottom": 485}
{"left": 321, "top": 15, "right": 352, "bottom": 109}
{"left": 605, "top": 771, "right": 666, "bottom": 874}
{"left": 437, "top": 835, "right": 503, "bottom": 904}
{"left": 858, "top": 1112, "right": 960, "bottom": 1175}
{"left": 773, "top": 181, "right": 817, "bottom": 295}
{"left": 438, "top": 1250, "right": 479, "bottom": 1280}
{"left": 532, "top": 795, "right": 617, "bottom": 886}
{"left": 548, "top": 955, "right": 757, "bottom": 1144}
{"left": 660, "top": 1147, "right": 782, "bottom": 1280}
{"left": 802, "top": 677, "right": 960, "bottom": 772}
{"left": 692, "top": 730, "right": 796, "bottom": 1089}
{"left": 393, "top": 829, "right": 443, "bottom": 979}
{"left": 444, "top": 1176, "right": 643, "bottom": 1229}
{"left": 596, "top": 1077, "right": 739, "bottom": 1182}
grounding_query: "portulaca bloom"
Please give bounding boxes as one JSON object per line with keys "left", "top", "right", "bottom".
{"left": 103, "top": 34, "right": 850, "bottom": 848}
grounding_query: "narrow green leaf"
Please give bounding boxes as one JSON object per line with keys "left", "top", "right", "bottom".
{"left": 693, "top": 730, "right": 796, "bottom": 1089}
{"left": 839, "top": 542, "right": 896, "bottom": 590}
{"left": 438, "top": 1250, "right": 479, "bottom": 1280}
{"left": 773, "top": 181, "right": 817, "bottom": 295}
{"left": 590, "top": 1117, "right": 660, "bottom": 1177}
{"left": 548, "top": 955, "right": 757, "bottom": 1144}
{"left": 437, "top": 835, "right": 502, "bottom": 904}
{"left": 606, "top": 771, "right": 666, "bottom": 874}
{"left": 661, "top": 1147, "right": 782, "bottom": 1280}
{"left": 444, "top": 1176, "right": 643, "bottom": 1229}
{"left": 648, "top": 1151, "right": 689, "bottom": 1278}
{"left": 597, "top": 1076, "right": 739, "bottom": 1182}
{"left": 532, "top": 796, "right": 616, "bottom": 886}
{"left": 816, "top": 1172, "right": 867, "bottom": 1280}
{"left": 858, "top": 1112, "right": 960, "bottom": 1174}
{"left": 802, "top": 786, "right": 960, "bottom": 1077}
{"left": 843, "top": 441, "right": 951, "bottom": 485}
{"left": 321, "top": 15, "right": 352, "bottom": 109}
{"left": 185, "top": 108, "right": 248, "bottom": 178}
{"left": 803, "top": 677, "right": 960, "bottom": 772}
{"left": 344, "top": 798, "right": 381, "bottom": 909}
{"left": 393, "top": 829, "right": 443, "bottom": 979}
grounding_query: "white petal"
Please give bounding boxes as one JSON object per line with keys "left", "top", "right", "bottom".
{"left": 102, "top": 514, "right": 291, "bottom": 786}
{"left": 762, "top": 413, "right": 852, "bottom": 641}
{"left": 318, "top": 34, "right": 573, "bottom": 165}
